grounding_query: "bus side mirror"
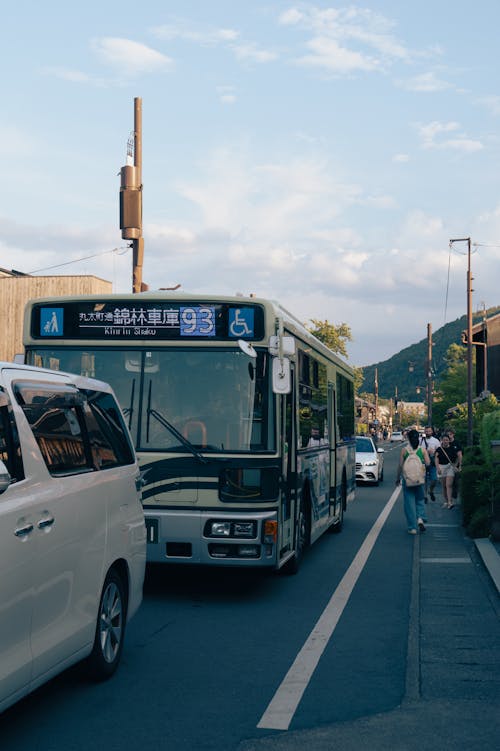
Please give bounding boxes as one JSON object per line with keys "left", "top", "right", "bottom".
{"left": 272, "top": 357, "right": 291, "bottom": 394}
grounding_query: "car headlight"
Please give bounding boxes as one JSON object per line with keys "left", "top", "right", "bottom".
{"left": 363, "top": 460, "right": 378, "bottom": 467}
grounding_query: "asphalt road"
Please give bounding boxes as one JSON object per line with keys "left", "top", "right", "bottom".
{"left": 1, "top": 443, "right": 499, "bottom": 751}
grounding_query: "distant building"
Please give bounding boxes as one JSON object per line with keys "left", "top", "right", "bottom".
{"left": 0, "top": 269, "right": 112, "bottom": 362}
{"left": 464, "top": 312, "right": 500, "bottom": 400}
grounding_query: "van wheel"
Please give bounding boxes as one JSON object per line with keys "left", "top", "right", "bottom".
{"left": 87, "top": 569, "right": 126, "bottom": 681}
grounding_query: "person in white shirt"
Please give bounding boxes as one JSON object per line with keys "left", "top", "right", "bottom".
{"left": 419, "top": 426, "right": 441, "bottom": 502}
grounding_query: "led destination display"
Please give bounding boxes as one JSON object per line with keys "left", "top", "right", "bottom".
{"left": 32, "top": 301, "right": 264, "bottom": 341}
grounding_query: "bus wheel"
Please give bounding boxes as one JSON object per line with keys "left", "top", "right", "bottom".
{"left": 330, "top": 476, "right": 346, "bottom": 534}
{"left": 283, "top": 493, "right": 310, "bottom": 575}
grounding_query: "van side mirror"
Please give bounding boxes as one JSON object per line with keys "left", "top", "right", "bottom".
{"left": 272, "top": 357, "right": 291, "bottom": 394}
{"left": 0, "top": 459, "right": 11, "bottom": 494}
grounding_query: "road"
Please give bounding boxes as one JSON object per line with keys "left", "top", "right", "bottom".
{"left": 1, "top": 443, "right": 499, "bottom": 750}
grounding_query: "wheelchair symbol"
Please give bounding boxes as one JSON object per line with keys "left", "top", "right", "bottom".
{"left": 229, "top": 308, "right": 253, "bottom": 337}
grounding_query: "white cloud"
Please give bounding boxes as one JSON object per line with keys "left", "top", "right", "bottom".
{"left": 298, "top": 37, "right": 379, "bottom": 73}
{"left": 216, "top": 86, "right": 237, "bottom": 104}
{"left": 417, "top": 121, "right": 483, "bottom": 152}
{"left": 92, "top": 37, "right": 174, "bottom": 75}
{"left": 151, "top": 24, "right": 240, "bottom": 45}
{"left": 231, "top": 43, "right": 278, "bottom": 64}
{"left": 400, "top": 71, "right": 450, "bottom": 92}
{"left": 393, "top": 153, "right": 410, "bottom": 163}
{"left": 0, "top": 127, "right": 37, "bottom": 157}
{"left": 478, "top": 95, "right": 500, "bottom": 116}
{"left": 280, "top": 4, "right": 412, "bottom": 74}
{"left": 42, "top": 67, "right": 91, "bottom": 84}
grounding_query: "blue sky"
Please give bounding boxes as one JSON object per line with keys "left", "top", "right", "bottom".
{"left": 2, "top": 1, "right": 500, "bottom": 367}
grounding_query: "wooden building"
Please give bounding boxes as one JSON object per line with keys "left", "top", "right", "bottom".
{"left": 467, "top": 312, "right": 500, "bottom": 400}
{"left": 0, "top": 270, "right": 112, "bottom": 362}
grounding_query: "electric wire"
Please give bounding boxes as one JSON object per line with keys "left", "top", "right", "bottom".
{"left": 28, "top": 245, "right": 131, "bottom": 274}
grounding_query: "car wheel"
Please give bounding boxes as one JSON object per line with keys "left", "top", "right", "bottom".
{"left": 86, "top": 569, "right": 126, "bottom": 681}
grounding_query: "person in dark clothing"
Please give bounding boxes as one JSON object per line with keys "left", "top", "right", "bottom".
{"left": 435, "top": 434, "right": 460, "bottom": 509}
{"left": 446, "top": 429, "right": 463, "bottom": 500}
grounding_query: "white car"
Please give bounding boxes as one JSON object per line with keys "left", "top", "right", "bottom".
{"left": 390, "top": 430, "right": 404, "bottom": 442}
{"left": 0, "top": 362, "right": 146, "bottom": 714}
{"left": 355, "top": 436, "right": 385, "bottom": 485}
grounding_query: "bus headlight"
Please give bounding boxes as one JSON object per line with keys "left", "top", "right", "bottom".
{"left": 210, "top": 522, "right": 231, "bottom": 537}
{"left": 206, "top": 520, "right": 257, "bottom": 539}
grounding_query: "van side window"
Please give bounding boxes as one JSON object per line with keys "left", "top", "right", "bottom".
{"left": 14, "top": 381, "right": 90, "bottom": 475}
{"left": 0, "top": 389, "right": 24, "bottom": 482}
{"left": 83, "top": 390, "right": 134, "bottom": 468}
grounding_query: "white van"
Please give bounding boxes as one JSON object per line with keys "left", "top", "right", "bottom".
{"left": 0, "top": 362, "right": 146, "bottom": 714}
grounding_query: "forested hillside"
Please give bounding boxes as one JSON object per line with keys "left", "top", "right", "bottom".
{"left": 360, "top": 307, "right": 499, "bottom": 401}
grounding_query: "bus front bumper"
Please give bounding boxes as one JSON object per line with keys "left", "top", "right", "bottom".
{"left": 144, "top": 508, "right": 278, "bottom": 567}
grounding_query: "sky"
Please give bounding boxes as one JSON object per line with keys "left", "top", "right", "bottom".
{"left": 2, "top": 1, "right": 500, "bottom": 368}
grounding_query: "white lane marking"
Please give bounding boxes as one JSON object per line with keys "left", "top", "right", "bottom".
{"left": 257, "top": 487, "right": 401, "bottom": 731}
{"left": 421, "top": 558, "right": 471, "bottom": 563}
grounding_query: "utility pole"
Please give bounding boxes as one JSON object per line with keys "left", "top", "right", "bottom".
{"left": 374, "top": 367, "right": 378, "bottom": 425}
{"left": 426, "top": 322, "right": 433, "bottom": 426}
{"left": 450, "top": 237, "right": 474, "bottom": 446}
{"left": 120, "top": 97, "right": 144, "bottom": 293}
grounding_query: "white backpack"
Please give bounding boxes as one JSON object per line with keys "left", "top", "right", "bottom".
{"left": 402, "top": 448, "right": 425, "bottom": 487}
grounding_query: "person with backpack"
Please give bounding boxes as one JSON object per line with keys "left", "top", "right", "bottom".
{"left": 395, "top": 428, "right": 430, "bottom": 534}
{"left": 419, "top": 425, "right": 440, "bottom": 502}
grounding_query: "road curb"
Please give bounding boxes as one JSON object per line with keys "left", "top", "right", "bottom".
{"left": 474, "top": 537, "right": 500, "bottom": 595}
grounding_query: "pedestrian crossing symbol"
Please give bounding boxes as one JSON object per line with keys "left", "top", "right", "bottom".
{"left": 40, "top": 308, "right": 64, "bottom": 336}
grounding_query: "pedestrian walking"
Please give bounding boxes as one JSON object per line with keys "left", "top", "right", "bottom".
{"left": 396, "top": 428, "right": 430, "bottom": 534}
{"left": 446, "top": 428, "right": 463, "bottom": 500}
{"left": 419, "top": 425, "right": 440, "bottom": 502}
{"left": 435, "top": 434, "right": 461, "bottom": 509}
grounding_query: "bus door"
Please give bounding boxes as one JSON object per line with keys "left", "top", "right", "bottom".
{"left": 328, "top": 382, "right": 338, "bottom": 519}
{"left": 280, "top": 365, "right": 296, "bottom": 557}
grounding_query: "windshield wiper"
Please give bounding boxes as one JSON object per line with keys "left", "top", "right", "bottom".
{"left": 146, "top": 381, "right": 208, "bottom": 464}
{"left": 122, "top": 378, "right": 136, "bottom": 431}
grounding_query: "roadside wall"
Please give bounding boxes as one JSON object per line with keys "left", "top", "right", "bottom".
{"left": 0, "top": 275, "right": 112, "bottom": 362}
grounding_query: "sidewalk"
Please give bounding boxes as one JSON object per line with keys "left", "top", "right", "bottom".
{"left": 239, "top": 492, "right": 500, "bottom": 751}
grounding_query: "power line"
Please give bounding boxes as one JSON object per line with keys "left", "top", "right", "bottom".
{"left": 28, "top": 245, "right": 131, "bottom": 274}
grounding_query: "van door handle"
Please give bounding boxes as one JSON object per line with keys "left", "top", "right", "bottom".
{"left": 38, "top": 517, "right": 55, "bottom": 530}
{"left": 15, "top": 523, "right": 34, "bottom": 537}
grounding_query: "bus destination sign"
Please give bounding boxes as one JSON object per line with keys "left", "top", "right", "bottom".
{"left": 32, "top": 301, "right": 264, "bottom": 341}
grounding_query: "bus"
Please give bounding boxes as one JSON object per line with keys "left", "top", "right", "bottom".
{"left": 22, "top": 293, "right": 356, "bottom": 573}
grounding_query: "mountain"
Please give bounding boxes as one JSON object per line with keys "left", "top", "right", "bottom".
{"left": 360, "top": 307, "right": 500, "bottom": 401}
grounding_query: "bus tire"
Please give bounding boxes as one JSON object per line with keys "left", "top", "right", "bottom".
{"left": 283, "top": 490, "right": 310, "bottom": 575}
{"left": 330, "top": 474, "right": 346, "bottom": 534}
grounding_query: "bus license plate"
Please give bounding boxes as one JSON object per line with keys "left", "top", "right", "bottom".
{"left": 145, "top": 518, "right": 159, "bottom": 544}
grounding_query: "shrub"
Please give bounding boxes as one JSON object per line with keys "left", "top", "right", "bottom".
{"left": 460, "top": 464, "right": 490, "bottom": 527}
{"left": 466, "top": 506, "right": 491, "bottom": 538}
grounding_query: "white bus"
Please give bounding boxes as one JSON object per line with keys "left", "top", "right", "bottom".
{"left": 22, "top": 293, "right": 355, "bottom": 573}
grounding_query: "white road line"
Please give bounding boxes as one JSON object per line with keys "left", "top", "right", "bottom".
{"left": 257, "top": 486, "right": 401, "bottom": 731}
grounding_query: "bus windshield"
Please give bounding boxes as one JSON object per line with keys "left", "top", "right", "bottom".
{"left": 26, "top": 347, "right": 275, "bottom": 453}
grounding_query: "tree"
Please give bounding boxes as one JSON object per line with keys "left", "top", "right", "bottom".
{"left": 307, "top": 318, "right": 363, "bottom": 393}
{"left": 307, "top": 319, "right": 352, "bottom": 358}
{"left": 432, "top": 343, "right": 469, "bottom": 427}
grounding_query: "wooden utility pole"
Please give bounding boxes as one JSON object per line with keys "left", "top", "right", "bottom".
{"left": 120, "top": 97, "right": 144, "bottom": 293}
{"left": 426, "top": 323, "right": 433, "bottom": 426}
{"left": 450, "top": 237, "right": 474, "bottom": 446}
